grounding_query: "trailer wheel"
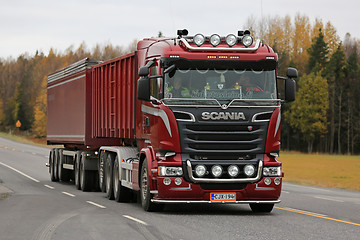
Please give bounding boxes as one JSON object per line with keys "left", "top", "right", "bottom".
{"left": 74, "top": 154, "right": 81, "bottom": 190}
{"left": 80, "top": 155, "right": 94, "bottom": 192}
{"left": 113, "top": 156, "right": 131, "bottom": 202}
{"left": 98, "top": 151, "right": 107, "bottom": 192}
{"left": 105, "top": 154, "right": 115, "bottom": 200}
{"left": 53, "top": 149, "right": 60, "bottom": 181}
{"left": 49, "top": 149, "right": 57, "bottom": 182}
{"left": 140, "top": 158, "right": 162, "bottom": 212}
{"left": 249, "top": 203, "right": 274, "bottom": 213}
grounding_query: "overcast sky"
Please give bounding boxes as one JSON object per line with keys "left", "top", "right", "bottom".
{"left": 1, "top": 0, "right": 359, "bottom": 59}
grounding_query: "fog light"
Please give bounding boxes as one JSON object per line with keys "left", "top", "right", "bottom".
{"left": 195, "top": 165, "right": 206, "bottom": 177}
{"left": 194, "top": 34, "right": 205, "bottom": 46}
{"left": 225, "top": 34, "right": 237, "bottom": 47}
{"left": 244, "top": 165, "right": 255, "bottom": 177}
{"left": 211, "top": 165, "right": 223, "bottom": 177}
{"left": 274, "top": 178, "right": 281, "bottom": 185}
{"left": 228, "top": 165, "right": 239, "bottom": 177}
{"left": 264, "top": 178, "right": 271, "bottom": 185}
{"left": 175, "top": 178, "right": 182, "bottom": 185}
{"left": 163, "top": 178, "right": 171, "bottom": 185}
{"left": 210, "top": 34, "right": 221, "bottom": 47}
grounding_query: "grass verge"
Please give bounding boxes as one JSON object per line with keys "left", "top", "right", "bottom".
{"left": 279, "top": 152, "right": 360, "bottom": 191}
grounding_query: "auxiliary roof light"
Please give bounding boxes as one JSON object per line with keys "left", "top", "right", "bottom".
{"left": 193, "top": 34, "right": 206, "bottom": 47}
{"left": 209, "top": 34, "right": 221, "bottom": 47}
{"left": 242, "top": 35, "right": 253, "bottom": 47}
{"left": 225, "top": 34, "right": 237, "bottom": 47}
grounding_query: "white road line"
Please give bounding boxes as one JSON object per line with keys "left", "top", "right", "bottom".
{"left": 86, "top": 201, "right": 106, "bottom": 209}
{"left": 62, "top": 192, "right": 75, "bottom": 197}
{"left": 123, "top": 215, "right": 148, "bottom": 225}
{"left": 0, "top": 161, "right": 40, "bottom": 183}
{"left": 44, "top": 185, "right": 55, "bottom": 189}
{"left": 314, "top": 196, "right": 344, "bottom": 202}
{"left": 282, "top": 191, "right": 290, "bottom": 194}
{"left": 284, "top": 207, "right": 328, "bottom": 217}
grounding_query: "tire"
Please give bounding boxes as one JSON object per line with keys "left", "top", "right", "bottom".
{"left": 80, "top": 155, "right": 94, "bottom": 192}
{"left": 98, "top": 151, "right": 107, "bottom": 192}
{"left": 140, "top": 158, "right": 163, "bottom": 212}
{"left": 54, "top": 149, "right": 60, "bottom": 181}
{"left": 249, "top": 203, "right": 274, "bottom": 213}
{"left": 49, "top": 149, "right": 57, "bottom": 182}
{"left": 74, "top": 153, "right": 81, "bottom": 190}
{"left": 113, "top": 156, "right": 131, "bottom": 203}
{"left": 105, "top": 154, "right": 115, "bottom": 200}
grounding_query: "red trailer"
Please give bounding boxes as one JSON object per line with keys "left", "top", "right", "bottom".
{"left": 47, "top": 29, "right": 297, "bottom": 212}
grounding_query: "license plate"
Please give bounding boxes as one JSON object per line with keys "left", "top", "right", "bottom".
{"left": 210, "top": 192, "right": 236, "bottom": 202}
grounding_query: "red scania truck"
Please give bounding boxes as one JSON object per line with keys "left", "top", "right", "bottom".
{"left": 47, "top": 29, "right": 297, "bottom": 212}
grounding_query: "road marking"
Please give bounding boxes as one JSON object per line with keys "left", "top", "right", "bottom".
{"left": 282, "top": 191, "right": 290, "bottom": 194}
{"left": 12, "top": 148, "right": 19, "bottom": 151}
{"left": 0, "top": 161, "right": 40, "bottom": 183}
{"left": 275, "top": 206, "right": 360, "bottom": 227}
{"left": 86, "top": 201, "right": 106, "bottom": 209}
{"left": 62, "top": 192, "right": 75, "bottom": 197}
{"left": 123, "top": 215, "right": 148, "bottom": 225}
{"left": 44, "top": 185, "right": 55, "bottom": 189}
{"left": 280, "top": 207, "right": 328, "bottom": 217}
{"left": 5, "top": 146, "right": 11, "bottom": 149}
{"left": 314, "top": 196, "right": 344, "bottom": 202}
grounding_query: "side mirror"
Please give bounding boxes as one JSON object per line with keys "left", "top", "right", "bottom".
{"left": 286, "top": 67, "right": 298, "bottom": 79}
{"left": 285, "top": 78, "right": 296, "bottom": 102}
{"left": 138, "top": 67, "right": 149, "bottom": 77}
{"left": 137, "top": 77, "right": 150, "bottom": 101}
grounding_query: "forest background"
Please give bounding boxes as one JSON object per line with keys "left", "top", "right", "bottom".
{"left": 0, "top": 14, "right": 359, "bottom": 154}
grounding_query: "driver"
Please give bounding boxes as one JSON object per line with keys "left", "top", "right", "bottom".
{"left": 238, "top": 75, "right": 262, "bottom": 92}
{"left": 168, "top": 75, "right": 191, "bottom": 98}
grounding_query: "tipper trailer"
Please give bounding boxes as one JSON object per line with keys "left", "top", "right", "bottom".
{"left": 47, "top": 29, "right": 297, "bottom": 212}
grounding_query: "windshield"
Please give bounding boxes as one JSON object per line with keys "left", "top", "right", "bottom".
{"left": 163, "top": 67, "right": 278, "bottom": 106}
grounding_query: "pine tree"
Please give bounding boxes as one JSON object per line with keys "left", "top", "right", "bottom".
{"left": 307, "top": 29, "right": 329, "bottom": 74}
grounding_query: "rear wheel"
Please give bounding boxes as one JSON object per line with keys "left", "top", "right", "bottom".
{"left": 249, "top": 203, "right": 274, "bottom": 213}
{"left": 80, "top": 155, "right": 94, "bottom": 192}
{"left": 58, "top": 150, "right": 71, "bottom": 182}
{"left": 105, "top": 154, "right": 115, "bottom": 200}
{"left": 74, "top": 153, "right": 81, "bottom": 190}
{"left": 49, "top": 149, "right": 57, "bottom": 182}
{"left": 140, "top": 158, "right": 163, "bottom": 212}
{"left": 113, "top": 156, "right": 131, "bottom": 202}
{"left": 53, "top": 149, "right": 59, "bottom": 181}
{"left": 98, "top": 151, "right": 107, "bottom": 192}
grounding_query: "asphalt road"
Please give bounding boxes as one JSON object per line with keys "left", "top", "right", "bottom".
{"left": 0, "top": 136, "right": 359, "bottom": 240}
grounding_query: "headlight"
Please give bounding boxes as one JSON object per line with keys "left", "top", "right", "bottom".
{"left": 227, "top": 165, "right": 239, "bottom": 177}
{"left": 244, "top": 165, "right": 255, "bottom": 177}
{"left": 242, "top": 35, "right": 253, "bottom": 47}
{"left": 263, "top": 166, "right": 281, "bottom": 177}
{"left": 195, "top": 165, "right": 206, "bottom": 177}
{"left": 158, "top": 166, "right": 183, "bottom": 176}
{"left": 210, "top": 34, "right": 221, "bottom": 47}
{"left": 211, "top": 165, "right": 223, "bottom": 177}
{"left": 225, "top": 34, "right": 237, "bottom": 47}
{"left": 193, "top": 34, "right": 205, "bottom": 46}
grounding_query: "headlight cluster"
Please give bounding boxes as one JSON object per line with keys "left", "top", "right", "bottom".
{"left": 158, "top": 166, "right": 183, "bottom": 176}
{"left": 191, "top": 32, "right": 254, "bottom": 47}
{"left": 194, "top": 164, "right": 256, "bottom": 178}
{"left": 263, "top": 166, "right": 281, "bottom": 177}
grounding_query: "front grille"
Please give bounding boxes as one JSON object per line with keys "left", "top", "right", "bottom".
{"left": 179, "top": 122, "right": 267, "bottom": 157}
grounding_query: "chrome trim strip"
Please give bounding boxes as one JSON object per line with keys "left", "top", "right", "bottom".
{"left": 170, "top": 184, "right": 191, "bottom": 190}
{"left": 151, "top": 199, "right": 281, "bottom": 204}
{"left": 141, "top": 105, "right": 172, "bottom": 137}
{"left": 173, "top": 110, "right": 196, "bottom": 122}
{"left": 186, "top": 160, "right": 263, "bottom": 183}
{"left": 274, "top": 110, "right": 281, "bottom": 137}
{"left": 251, "top": 111, "right": 273, "bottom": 122}
{"left": 179, "top": 38, "right": 261, "bottom": 52}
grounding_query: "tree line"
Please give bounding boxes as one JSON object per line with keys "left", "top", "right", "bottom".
{"left": 0, "top": 14, "right": 359, "bottom": 154}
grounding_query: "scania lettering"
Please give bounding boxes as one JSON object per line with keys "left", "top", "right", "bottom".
{"left": 47, "top": 29, "right": 297, "bottom": 213}
{"left": 201, "top": 112, "right": 246, "bottom": 121}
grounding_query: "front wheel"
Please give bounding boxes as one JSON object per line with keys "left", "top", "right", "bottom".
{"left": 249, "top": 203, "right": 274, "bottom": 213}
{"left": 140, "top": 159, "right": 163, "bottom": 212}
